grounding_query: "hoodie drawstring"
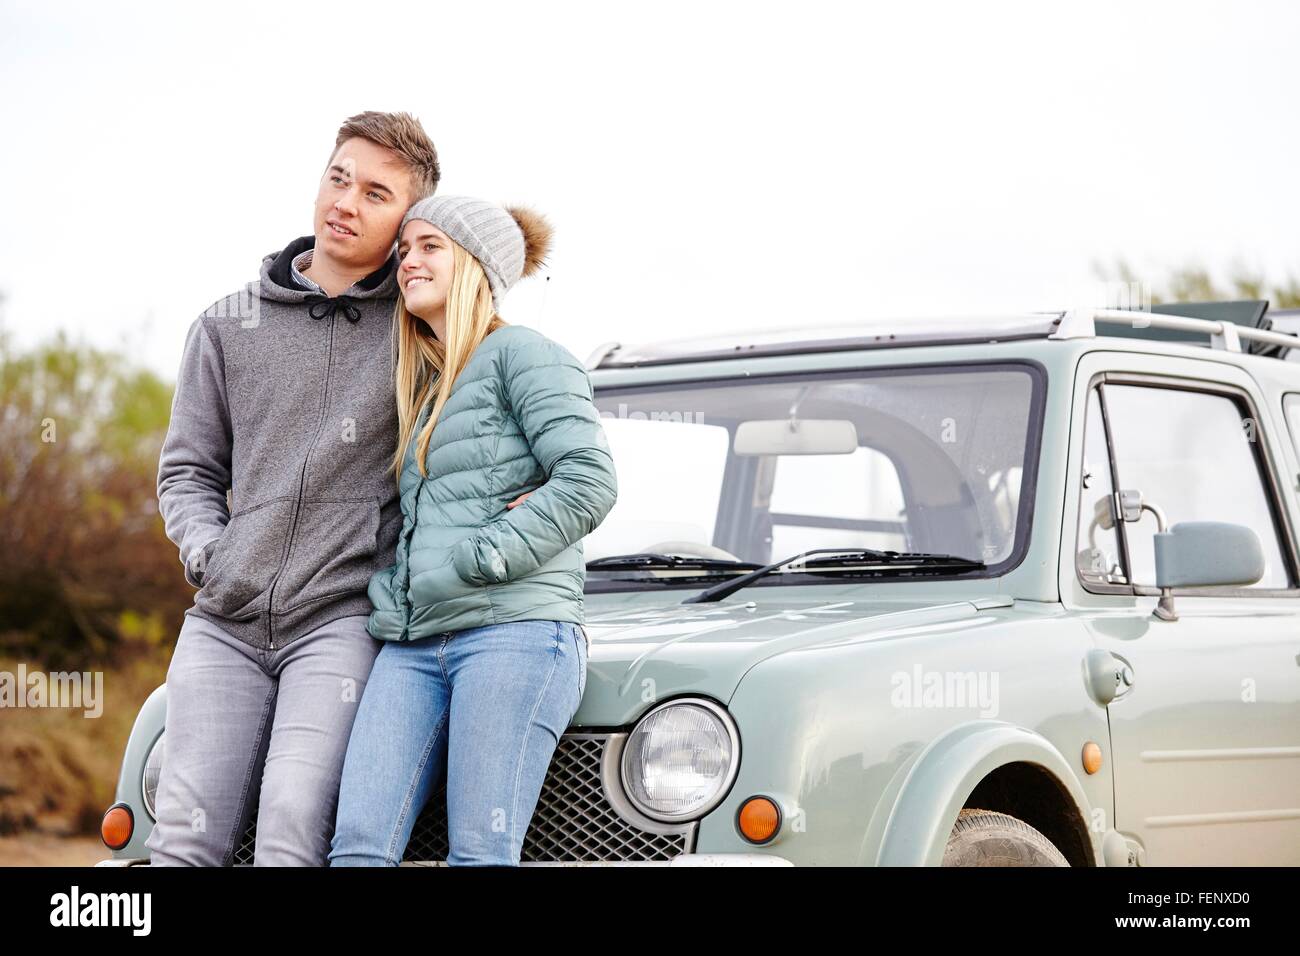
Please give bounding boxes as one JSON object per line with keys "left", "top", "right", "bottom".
{"left": 305, "top": 293, "right": 362, "bottom": 323}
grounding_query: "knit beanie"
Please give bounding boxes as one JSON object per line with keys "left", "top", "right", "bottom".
{"left": 400, "top": 195, "right": 553, "bottom": 310}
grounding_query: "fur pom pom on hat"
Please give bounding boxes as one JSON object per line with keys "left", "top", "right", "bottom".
{"left": 400, "top": 195, "right": 553, "bottom": 310}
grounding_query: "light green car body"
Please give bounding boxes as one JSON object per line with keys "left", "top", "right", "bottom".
{"left": 104, "top": 323, "right": 1300, "bottom": 866}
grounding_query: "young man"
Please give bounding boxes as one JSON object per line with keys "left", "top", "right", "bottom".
{"left": 146, "top": 112, "right": 439, "bottom": 866}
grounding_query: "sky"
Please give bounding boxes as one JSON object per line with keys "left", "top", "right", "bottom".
{"left": 2, "top": 0, "right": 1298, "bottom": 379}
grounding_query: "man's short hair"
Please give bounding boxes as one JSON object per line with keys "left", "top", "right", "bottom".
{"left": 333, "top": 111, "right": 440, "bottom": 202}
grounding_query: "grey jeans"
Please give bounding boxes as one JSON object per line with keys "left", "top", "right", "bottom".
{"left": 145, "top": 613, "right": 381, "bottom": 866}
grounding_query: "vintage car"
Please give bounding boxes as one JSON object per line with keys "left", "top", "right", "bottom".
{"left": 100, "top": 302, "right": 1300, "bottom": 866}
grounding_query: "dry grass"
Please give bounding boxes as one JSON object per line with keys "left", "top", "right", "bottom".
{"left": 0, "top": 654, "right": 167, "bottom": 839}
{"left": 0, "top": 833, "right": 108, "bottom": 867}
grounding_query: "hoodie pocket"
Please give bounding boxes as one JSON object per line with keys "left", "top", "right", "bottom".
{"left": 273, "top": 496, "right": 381, "bottom": 615}
{"left": 196, "top": 496, "right": 296, "bottom": 621}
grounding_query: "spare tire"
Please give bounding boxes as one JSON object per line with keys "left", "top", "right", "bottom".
{"left": 941, "top": 808, "right": 1069, "bottom": 866}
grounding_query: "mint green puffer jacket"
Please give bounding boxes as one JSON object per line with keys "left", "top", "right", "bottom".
{"left": 367, "top": 324, "right": 617, "bottom": 643}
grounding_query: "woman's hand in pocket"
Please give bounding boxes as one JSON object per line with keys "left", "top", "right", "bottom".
{"left": 506, "top": 490, "right": 536, "bottom": 510}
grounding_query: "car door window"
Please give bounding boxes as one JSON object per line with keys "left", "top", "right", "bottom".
{"left": 1101, "top": 383, "right": 1292, "bottom": 590}
{"left": 1076, "top": 387, "right": 1128, "bottom": 587}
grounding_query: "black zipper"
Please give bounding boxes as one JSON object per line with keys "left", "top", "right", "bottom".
{"left": 265, "top": 313, "right": 337, "bottom": 648}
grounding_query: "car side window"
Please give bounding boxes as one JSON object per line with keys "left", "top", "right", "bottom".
{"left": 1076, "top": 387, "right": 1128, "bottom": 587}
{"left": 1101, "top": 383, "right": 1292, "bottom": 590}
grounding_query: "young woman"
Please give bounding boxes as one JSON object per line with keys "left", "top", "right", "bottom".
{"left": 328, "top": 195, "right": 618, "bottom": 866}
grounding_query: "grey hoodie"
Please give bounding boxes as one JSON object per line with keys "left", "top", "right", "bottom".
{"left": 157, "top": 236, "right": 402, "bottom": 650}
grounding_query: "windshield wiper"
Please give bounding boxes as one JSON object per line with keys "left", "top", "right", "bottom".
{"left": 681, "top": 548, "right": 986, "bottom": 604}
{"left": 587, "top": 553, "right": 762, "bottom": 572}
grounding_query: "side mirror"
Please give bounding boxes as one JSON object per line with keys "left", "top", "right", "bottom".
{"left": 1091, "top": 489, "right": 1265, "bottom": 620}
{"left": 1154, "top": 521, "right": 1264, "bottom": 589}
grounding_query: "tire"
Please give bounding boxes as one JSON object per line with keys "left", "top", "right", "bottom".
{"left": 941, "top": 808, "right": 1070, "bottom": 867}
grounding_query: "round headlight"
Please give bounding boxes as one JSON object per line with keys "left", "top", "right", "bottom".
{"left": 142, "top": 733, "right": 164, "bottom": 820}
{"left": 620, "top": 699, "right": 739, "bottom": 821}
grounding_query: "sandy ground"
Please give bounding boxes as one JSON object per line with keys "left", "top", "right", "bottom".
{"left": 0, "top": 834, "right": 110, "bottom": 867}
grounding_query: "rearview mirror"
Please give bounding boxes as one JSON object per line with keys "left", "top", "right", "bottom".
{"left": 733, "top": 419, "right": 858, "bottom": 456}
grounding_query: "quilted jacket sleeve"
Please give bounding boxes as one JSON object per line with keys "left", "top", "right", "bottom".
{"left": 451, "top": 333, "right": 618, "bottom": 586}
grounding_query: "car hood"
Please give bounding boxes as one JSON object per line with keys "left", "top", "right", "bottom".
{"left": 577, "top": 589, "right": 1013, "bottom": 727}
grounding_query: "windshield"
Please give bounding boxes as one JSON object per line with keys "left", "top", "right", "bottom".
{"left": 584, "top": 362, "right": 1044, "bottom": 589}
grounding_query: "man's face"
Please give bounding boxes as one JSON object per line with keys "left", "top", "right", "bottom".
{"left": 312, "top": 136, "right": 412, "bottom": 270}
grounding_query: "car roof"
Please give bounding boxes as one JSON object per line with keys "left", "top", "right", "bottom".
{"left": 587, "top": 314, "right": 1060, "bottom": 368}
{"left": 587, "top": 301, "right": 1300, "bottom": 370}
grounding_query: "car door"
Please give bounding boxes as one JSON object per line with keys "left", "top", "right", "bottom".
{"left": 1067, "top": 352, "right": 1300, "bottom": 865}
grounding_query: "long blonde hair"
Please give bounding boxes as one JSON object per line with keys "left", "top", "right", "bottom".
{"left": 391, "top": 241, "right": 507, "bottom": 477}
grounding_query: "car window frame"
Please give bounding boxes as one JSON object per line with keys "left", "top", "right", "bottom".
{"left": 1075, "top": 369, "right": 1300, "bottom": 598}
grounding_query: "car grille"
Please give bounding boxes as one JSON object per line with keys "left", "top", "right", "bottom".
{"left": 233, "top": 732, "right": 693, "bottom": 864}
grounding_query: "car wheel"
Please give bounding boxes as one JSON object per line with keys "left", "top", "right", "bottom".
{"left": 941, "top": 808, "right": 1069, "bottom": 866}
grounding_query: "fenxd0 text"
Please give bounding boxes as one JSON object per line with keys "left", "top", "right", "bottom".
{"left": 1128, "top": 892, "right": 1250, "bottom": 907}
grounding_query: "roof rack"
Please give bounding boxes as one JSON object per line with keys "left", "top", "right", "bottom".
{"left": 585, "top": 315, "right": 1059, "bottom": 369}
{"left": 1048, "top": 307, "right": 1300, "bottom": 355}
{"left": 584, "top": 302, "right": 1300, "bottom": 371}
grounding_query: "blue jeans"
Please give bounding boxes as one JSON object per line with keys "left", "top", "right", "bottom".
{"left": 146, "top": 614, "right": 380, "bottom": 866}
{"left": 328, "top": 619, "right": 587, "bottom": 866}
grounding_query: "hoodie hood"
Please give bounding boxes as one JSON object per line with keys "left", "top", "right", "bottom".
{"left": 251, "top": 234, "right": 400, "bottom": 304}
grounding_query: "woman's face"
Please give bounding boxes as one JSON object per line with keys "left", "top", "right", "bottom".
{"left": 398, "top": 219, "right": 456, "bottom": 322}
